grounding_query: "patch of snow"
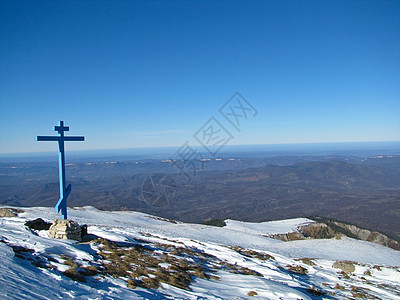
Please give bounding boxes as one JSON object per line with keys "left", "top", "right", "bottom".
{"left": 225, "top": 218, "right": 314, "bottom": 235}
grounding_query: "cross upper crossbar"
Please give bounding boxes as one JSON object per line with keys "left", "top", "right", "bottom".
{"left": 55, "top": 123, "right": 69, "bottom": 133}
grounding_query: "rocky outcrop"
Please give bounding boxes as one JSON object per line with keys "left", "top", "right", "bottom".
{"left": 300, "top": 223, "right": 336, "bottom": 239}
{"left": 271, "top": 223, "right": 336, "bottom": 241}
{"left": 271, "top": 216, "right": 400, "bottom": 251}
{"left": 330, "top": 221, "right": 400, "bottom": 251}
{"left": 0, "top": 207, "right": 23, "bottom": 217}
{"left": 48, "top": 219, "right": 82, "bottom": 241}
{"left": 270, "top": 232, "right": 306, "bottom": 242}
{"left": 25, "top": 218, "right": 52, "bottom": 231}
{"left": 0, "top": 208, "right": 17, "bottom": 217}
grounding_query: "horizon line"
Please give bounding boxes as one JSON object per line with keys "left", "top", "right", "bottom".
{"left": 1, "top": 140, "right": 400, "bottom": 157}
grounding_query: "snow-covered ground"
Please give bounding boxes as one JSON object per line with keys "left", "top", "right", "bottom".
{"left": 224, "top": 218, "right": 314, "bottom": 235}
{"left": 1, "top": 206, "right": 400, "bottom": 299}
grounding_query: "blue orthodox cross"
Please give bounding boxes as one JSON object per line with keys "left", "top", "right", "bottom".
{"left": 36, "top": 121, "right": 84, "bottom": 219}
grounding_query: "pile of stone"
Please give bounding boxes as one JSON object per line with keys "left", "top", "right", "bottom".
{"left": 48, "top": 219, "right": 82, "bottom": 241}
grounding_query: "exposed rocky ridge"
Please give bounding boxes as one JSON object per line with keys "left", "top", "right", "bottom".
{"left": 329, "top": 220, "right": 400, "bottom": 251}
{"left": 270, "top": 218, "right": 400, "bottom": 251}
{"left": 270, "top": 223, "right": 336, "bottom": 242}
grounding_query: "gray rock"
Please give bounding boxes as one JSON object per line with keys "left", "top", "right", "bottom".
{"left": 0, "top": 208, "right": 17, "bottom": 217}
{"left": 48, "top": 219, "right": 82, "bottom": 241}
{"left": 25, "top": 218, "right": 52, "bottom": 230}
{"left": 80, "top": 224, "right": 88, "bottom": 237}
{"left": 332, "top": 221, "right": 400, "bottom": 250}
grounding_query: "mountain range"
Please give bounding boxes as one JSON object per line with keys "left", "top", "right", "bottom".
{"left": 1, "top": 155, "right": 399, "bottom": 241}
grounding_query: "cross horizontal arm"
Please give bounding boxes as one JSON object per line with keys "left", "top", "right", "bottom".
{"left": 62, "top": 136, "right": 85, "bottom": 141}
{"left": 36, "top": 136, "right": 85, "bottom": 141}
{"left": 36, "top": 136, "right": 60, "bottom": 141}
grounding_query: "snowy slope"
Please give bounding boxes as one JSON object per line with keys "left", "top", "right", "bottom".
{"left": 224, "top": 218, "right": 314, "bottom": 235}
{"left": 1, "top": 206, "right": 400, "bottom": 299}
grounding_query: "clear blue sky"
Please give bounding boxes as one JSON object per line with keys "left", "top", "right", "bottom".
{"left": 1, "top": 0, "right": 399, "bottom": 154}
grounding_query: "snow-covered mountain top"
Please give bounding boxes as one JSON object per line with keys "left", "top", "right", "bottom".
{"left": 1, "top": 206, "right": 400, "bottom": 299}
{"left": 15, "top": 206, "right": 399, "bottom": 266}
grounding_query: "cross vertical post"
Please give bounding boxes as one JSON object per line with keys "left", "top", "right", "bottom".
{"left": 36, "top": 121, "right": 84, "bottom": 219}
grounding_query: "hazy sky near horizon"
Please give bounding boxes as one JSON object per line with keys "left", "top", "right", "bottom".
{"left": 1, "top": 0, "right": 399, "bottom": 154}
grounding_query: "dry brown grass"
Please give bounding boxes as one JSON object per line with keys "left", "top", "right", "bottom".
{"left": 363, "top": 269, "right": 372, "bottom": 276}
{"left": 220, "top": 261, "right": 263, "bottom": 277}
{"left": 247, "top": 291, "right": 258, "bottom": 296}
{"left": 372, "top": 265, "right": 382, "bottom": 271}
{"left": 90, "top": 238, "right": 222, "bottom": 290}
{"left": 339, "top": 271, "right": 351, "bottom": 279}
{"left": 82, "top": 237, "right": 266, "bottom": 291}
{"left": 59, "top": 254, "right": 102, "bottom": 282}
{"left": 286, "top": 265, "right": 308, "bottom": 275}
{"left": 351, "top": 286, "right": 378, "bottom": 299}
{"left": 333, "top": 260, "right": 356, "bottom": 273}
{"left": 334, "top": 283, "right": 345, "bottom": 290}
{"left": 295, "top": 258, "right": 317, "bottom": 266}
{"left": 306, "top": 285, "right": 326, "bottom": 296}
{"left": 231, "top": 246, "right": 275, "bottom": 261}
